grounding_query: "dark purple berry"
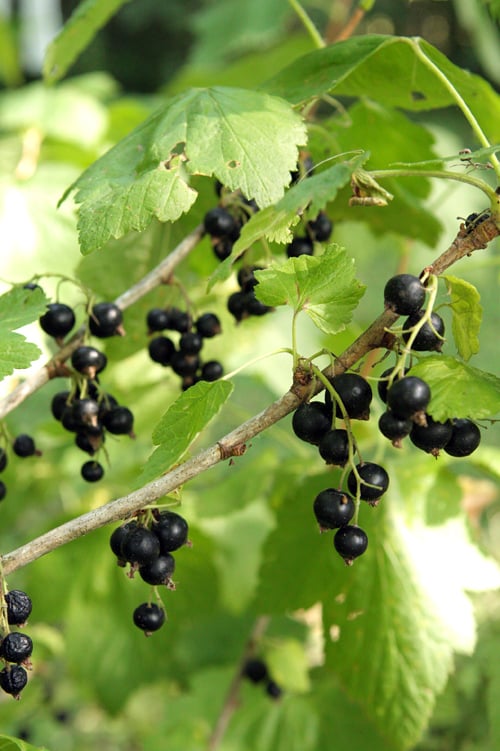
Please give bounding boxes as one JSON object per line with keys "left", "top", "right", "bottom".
{"left": 51, "top": 391, "right": 71, "bottom": 421}
{"left": 102, "top": 406, "right": 134, "bottom": 435}
{"left": 313, "top": 489, "right": 355, "bottom": 529}
{"left": 71, "top": 398, "right": 100, "bottom": 427}
{"left": 39, "top": 303, "right": 75, "bottom": 338}
{"left": 0, "top": 632, "right": 33, "bottom": 664}
{"left": 146, "top": 308, "right": 170, "bottom": 332}
{"left": 109, "top": 521, "right": 138, "bottom": 560}
{"left": 318, "top": 429, "right": 350, "bottom": 466}
{"left": 444, "top": 419, "right": 481, "bottom": 457}
{"left": 0, "top": 665, "right": 28, "bottom": 697}
{"left": 386, "top": 376, "right": 431, "bottom": 419}
{"left": 286, "top": 236, "right": 314, "bottom": 258}
{"left": 347, "top": 462, "right": 389, "bottom": 502}
{"left": 245, "top": 292, "right": 272, "bottom": 317}
{"left": 403, "top": 310, "right": 445, "bottom": 351}
{"left": 307, "top": 212, "right": 333, "bottom": 242}
{"left": 237, "top": 266, "right": 262, "bottom": 292}
{"left": 139, "top": 554, "right": 176, "bottom": 585}
{"left": 204, "top": 207, "right": 238, "bottom": 237}
{"left": 0, "top": 447, "right": 7, "bottom": 472}
{"left": 378, "top": 411, "right": 412, "bottom": 446}
{"left": 89, "top": 302, "right": 124, "bottom": 337}
{"left": 148, "top": 336, "right": 175, "bottom": 366}
{"left": 122, "top": 526, "right": 160, "bottom": 565}
{"left": 201, "top": 360, "right": 224, "bottom": 381}
{"left": 195, "top": 313, "right": 221, "bottom": 338}
{"left": 71, "top": 346, "right": 107, "bottom": 377}
{"left": 242, "top": 658, "right": 268, "bottom": 683}
{"left": 292, "top": 402, "right": 331, "bottom": 446}
{"left": 227, "top": 290, "right": 249, "bottom": 321}
{"left": 327, "top": 373, "right": 373, "bottom": 420}
{"left": 12, "top": 434, "right": 37, "bottom": 458}
{"left": 152, "top": 511, "right": 189, "bottom": 553}
{"left": 5, "top": 590, "right": 32, "bottom": 626}
{"left": 334, "top": 525, "right": 368, "bottom": 564}
{"left": 165, "top": 308, "right": 191, "bottom": 333}
{"left": 0, "top": 481, "right": 6, "bottom": 501}
{"left": 266, "top": 680, "right": 283, "bottom": 699}
{"left": 179, "top": 332, "right": 203, "bottom": 355}
{"left": 81, "top": 460, "right": 104, "bottom": 482}
{"left": 133, "top": 603, "right": 165, "bottom": 634}
{"left": 384, "top": 274, "right": 426, "bottom": 315}
{"left": 410, "top": 416, "right": 453, "bottom": 455}
{"left": 212, "top": 237, "right": 234, "bottom": 260}
{"left": 170, "top": 351, "right": 200, "bottom": 377}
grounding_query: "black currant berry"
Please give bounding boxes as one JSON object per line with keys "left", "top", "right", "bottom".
{"left": 12, "top": 434, "right": 38, "bottom": 458}
{"left": 170, "top": 351, "right": 200, "bottom": 377}
{"left": 410, "top": 416, "right": 453, "bottom": 455}
{"left": 334, "top": 525, "right": 368, "bottom": 565}
{"left": 386, "top": 376, "right": 431, "bottom": 419}
{"left": 266, "top": 680, "right": 283, "bottom": 700}
{"left": 444, "top": 418, "right": 481, "bottom": 457}
{"left": 179, "top": 332, "right": 203, "bottom": 355}
{"left": 109, "top": 520, "right": 138, "bottom": 560}
{"left": 290, "top": 152, "right": 314, "bottom": 183}
{"left": 383, "top": 274, "right": 426, "bottom": 315}
{"left": 377, "top": 367, "right": 409, "bottom": 403}
{"left": 318, "top": 429, "right": 350, "bottom": 466}
{"left": 165, "top": 307, "right": 192, "bottom": 333}
{"left": 237, "top": 266, "right": 262, "bottom": 292}
{"left": 307, "top": 212, "right": 333, "bottom": 242}
{"left": 148, "top": 336, "right": 175, "bottom": 366}
{"left": 152, "top": 511, "right": 189, "bottom": 553}
{"left": 0, "top": 632, "right": 33, "bottom": 664}
{"left": 89, "top": 302, "right": 124, "bottom": 338}
{"left": 212, "top": 237, "right": 234, "bottom": 261}
{"left": 347, "top": 462, "right": 389, "bottom": 503}
{"left": 71, "top": 346, "right": 107, "bottom": 377}
{"left": 378, "top": 411, "right": 412, "bottom": 447}
{"left": 195, "top": 313, "right": 221, "bottom": 338}
{"left": 81, "top": 460, "right": 104, "bottom": 482}
{"left": 0, "top": 665, "right": 28, "bottom": 697}
{"left": 71, "top": 398, "right": 100, "bottom": 428}
{"left": 227, "top": 290, "right": 249, "bottom": 322}
{"left": 403, "top": 310, "right": 445, "bottom": 351}
{"left": 292, "top": 402, "right": 331, "bottom": 446}
{"left": 51, "top": 391, "right": 71, "bottom": 421}
{"left": 204, "top": 207, "right": 238, "bottom": 238}
{"left": 313, "top": 489, "right": 355, "bottom": 529}
{"left": 5, "top": 590, "right": 32, "bottom": 626}
{"left": 146, "top": 308, "right": 170, "bottom": 332}
{"left": 39, "top": 303, "right": 76, "bottom": 339}
{"left": 201, "top": 360, "right": 224, "bottom": 381}
{"left": 102, "top": 406, "right": 134, "bottom": 436}
{"left": 245, "top": 292, "right": 272, "bottom": 317}
{"left": 0, "top": 447, "right": 8, "bottom": 472}
{"left": 139, "top": 554, "right": 176, "bottom": 585}
{"left": 286, "top": 236, "right": 314, "bottom": 258}
{"left": 133, "top": 603, "right": 165, "bottom": 634}
{"left": 327, "top": 373, "right": 373, "bottom": 420}
{"left": 0, "top": 481, "right": 6, "bottom": 501}
{"left": 122, "top": 526, "right": 160, "bottom": 565}
{"left": 242, "top": 658, "right": 268, "bottom": 684}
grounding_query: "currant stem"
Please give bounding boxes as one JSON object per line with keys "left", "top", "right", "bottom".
{"left": 288, "top": 0, "right": 326, "bottom": 49}
{"left": 368, "top": 168, "right": 497, "bottom": 204}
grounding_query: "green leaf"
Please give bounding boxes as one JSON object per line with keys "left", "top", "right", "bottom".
{"left": 43, "top": 0, "right": 134, "bottom": 84}
{"left": 0, "top": 286, "right": 49, "bottom": 380}
{"left": 409, "top": 355, "right": 500, "bottom": 420}
{"left": 139, "top": 380, "right": 234, "bottom": 483}
{"left": 265, "top": 638, "right": 311, "bottom": 693}
{"left": 0, "top": 736, "right": 47, "bottom": 751}
{"left": 443, "top": 275, "right": 482, "bottom": 361}
{"left": 63, "top": 87, "right": 307, "bottom": 254}
{"left": 254, "top": 245, "right": 365, "bottom": 334}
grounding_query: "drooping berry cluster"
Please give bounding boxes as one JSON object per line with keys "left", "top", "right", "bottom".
{"left": 242, "top": 657, "right": 283, "bottom": 700}
{"left": 146, "top": 306, "right": 224, "bottom": 389}
{"left": 204, "top": 183, "right": 259, "bottom": 261}
{"left": 109, "top": 509, "right": 190, "bottom": 635}
{"left": 227, "top": 266, "right": 274, "bottom": 322}
{"left": 0, "top": 589, "right": 33, "bottom": 700}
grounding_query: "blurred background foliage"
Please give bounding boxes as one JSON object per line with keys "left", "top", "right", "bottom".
{"left": 0, "top": 2, "right": 499, "bottom": 750}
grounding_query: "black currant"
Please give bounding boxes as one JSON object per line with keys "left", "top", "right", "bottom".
{"left": 71, "top": 345, "right": 107, "bottom": 377}
{"left": 326, "top": 373, "right": 373, "bottom": 420}
{"left": 245, "top": 292, "right": 272, "bottom": 317}
{"left": 152, "top": 511, "right": 189, "bottom": 554}
{"left": 0, "top": 481, "right": 6, "bottom": 501}
{"left": 122, "top": 526, "right": 160, "bottom": 565}
{"left": 334, "top": 525, "right": 368, "bottom": 564}
{"left": 201, "top": 360, "right": 224, "bottom": 381}
{"left": 212, "top": 237, "right": 234, "bottom": 261}
{"left": 165, "top": 308, "right": 191, "bottom": 334}
{"left": 71, "top": 398, "right": 100, "bottom": 428}
{"left": 12, "top": 434, "right": 38, "bottom": 458}
{"left": 307, "top": 212, "right": 333, "bottom": 242}
{"left": 0, "top": 632, "right": 33, "bottom": 664}
{"left": 410, "top": 416, "right": 453, "bottom": 455}
{"left": 242, "top": 658, "right": 268, "bottom": 684}
{"left": 347, "top": 462, "right": 389, "bottom": 502}
{"left": 444, "top": 418, "right": 481, "bottom": 457}
{"left": 378, "top": 411, "right": 412, "bottom": 447}
{"left": 377, "top": 367, "right": 409, "bottom": 403}
{"left": 313, "top": 488, "right": 355, "bottom": 529}
{"left": 386, "top": 376, "right": 431, "bottom": 419}
{"left": 109, "top": 520, "right": 138, "bottom": 560}
{"left": 51, "top": 390, "right": 71, "bottom": 421}
{"left": 139, "top": 554, "right": 176, "bottom": 585}
{"left": 170, "top": 351, "right": 200, "bottom": 377}
{"left": 266, "top": 680, "right": 283, "bottom": 700}
{"left": 383, "top": 274, "right": 426, "bottom": 315}
{"left": 89, "top": 302, "right": 124, "bottom": 338}
{"left": 39, "top": 303, "right": 76, "bottom": 339}
{"left": 0, "top": 665, "right": 28, "bottom": 697}
{"left": 0, "top": 447, "right": 7, "bottom": 472}
{"left": 290, "top": 153, "right": 314, "bottom": 183}
{"left": 227, "top": 290, "right": 249, "bottom": 322}
{"left": 237, "top": 266, "right": 263, "bottom": 292}
{"left": 179, "top": 332, "right": 203, "bottom": 355}
{"left": 292, "top": 402, "right": 331, "bottom": 445}
{"left": 318, "top": 429, "right": 350, "bottom": 466}
{"left": 81, "top": 460, "right": 104, "bottom": 482}
{"left": 133, "top": 603, "right": 165, "bottom": 634}
{"left": 204, "top": 207, "right": 238, "bottom": 237}
{"left": 286, "top": 236, "right": 314, "bottom": 258}
{"left": 146, "top": 308, "right": 170, "bottom": 332}
{"left": 402, "top": 310, "right": 445, "bottom": 352}
{"left": 148, "top": 336, "right": 175, "bottom": 366}
{"left": 195, "top": 313, "right": 221, "bottom": 338}
{"left": 5, "top": 590, "right": 32, "bottom": 625}
{"left": 102, "top": 406, "right": 134, "bottom": 436}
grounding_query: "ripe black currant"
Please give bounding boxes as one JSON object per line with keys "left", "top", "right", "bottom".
{"left": 39, "top": 303, "right": 76, "bottom": 338}
{"left": 13, "top": 434, "right": 38, "bottom": 458}
{"left": 81, "top": 460, "right": 104, "bottom": 482}
{"left": 148, "top": 336, "right": 175, "bottom": 366}
{"left": 139, "top": 554, "right": 176, "bottom": 586}
{"left": 347, "top": 462, "right": 389, "bottom": 503}
{"left": 410, "top": 416, "right": 453, "bottom": 455}
{"left": 0, "top": 481, "right": 6, "bottom": 501}
{"left": 5, "top": 590, "right": 32, "bottom": 626}
{"left": 386, "top": 376, "right": 431, "bottom": 419}
{"left": 237, "top": 266, "right": 262, "bottom": 292}
{"left": 146, "top": 308, "right": 170, "bottom": 332}
{"left": 0, "top": 665, "right": 28, "bottom": 697}
{"left": 0, "top": 632, "right": 33, "bottom": 664}
{"left": 201, "top": 360, "right": 224, "bottom": 381}
{"left": 378, "top": 411, "right": 412, "bottom": 447}
{"left": 227, "top": 291, "right": 249, "bottom": 322}
{"left": 89, "top": 302, "right": 124, "bottom": 337}
{"left": 102, "top": 406, "right": 134, "bottom": 436}
{"left": 0, "top": 447, "right": 8, "bottom": 472}
{"left": 133, "top": 602, "right": 165, "bottom": 634}
{"left": 286, "top": 236, "right": 314, "bottom": 258}
{"left": 122, "top": 526, "right": 161, "bottom": 565}
{"left": 403, "top": 310, "right": 445, "bottom": 351}
{"left": 318, "top": 429, "right": 350, "bottom": 466}
{"left": 109, "top": 520, "right": 138, "bottom": 561}
{"left": 165, "top": 307, "right": 191, "bottom": 333}
{"left": 51, "top": 391, "right": 71, "bottom": 421}
{"left": 334, "top": 525, "right": 368, "bottom": 564}
{"left": 292, "top": 402, "right": 331, "bottom": 446}
{"left": 179, "top": 332, "right": 203, "bottom": 355}
{"left": 383, "top": 274, "right": 426, "bottom": 315}
{"left": 326, "top": 373, "right": 373, "bottom": 420}
{"left": 444, "top": 418, "right": 481, "bottom": 457}
{"left": 195, "top": 313, "right": 221, "bottom": 338}
{"left": 313, "top": 488, "right": 355, "bottom": 529}
{"left": 212, "top": 237, "right": 234, "bottom": 260}
{"left": 266, "top": 680, "right": 283, "bottom": 700}
{"left": 152, "top": 511, "right": 189, "bottom": 553}
{"left": 307, "top": 212, "right": 333, "bottom": 242}
{"left": 71, "top": 345, "right": 107, "bottom": 377}
{"left": 242, "top": 658, "right": 268, "bottom": 684}
{"left": 170, "top": 351, "right": 200, "bottom": 377}
{"left": 204, "top": 207, "right": 238, "bottom": 238}
{"left": 71, "top": 398, "right": 100, "bottom": 428}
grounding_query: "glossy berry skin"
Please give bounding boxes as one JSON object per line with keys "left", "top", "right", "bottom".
{"left": 89, "top": 302, "right": 123, "bottom": 337}
{"left": 133, "top": 603, "right": 165, "bottom": 634}
{"left": 383, "top": 274, "right": 426, "bottom": 315}
{"left": 307, "top": 212, "right": 333, "bottom": 242}
{"left": 327, "top": 373, "right": 373, "bottom": 420}
{"left": 71, "top": 346, "right": 107, "bottom": 377}
{"left": 165, "top": 308, "right": 191, "bottom": 334}
{"left": 0, "top": 632, "right": 33, "bottom": 664}
{"left": 378, "top": 411, "right": 412, "bottom": 446}
{"left": 139, "top": 554, "right": 176, "bottom": 585}
{"left": 122, "top": 526, "right": 160, "bottom": 565}
{"left": 410, "top": 416, "right": 453, "bottom": 455}
{"left": 318, "top": 429, "right": 350, "bottom": 466}
{"left": 237, "top": 266, "right": 262, "bottom": 292}
{"left": 152, "top": 511, "right": 189, "bottom": 553}
{"left": 148, "top": 336, "right": 175, "bottom": 366}
{"left": 81, "top": 460, "right": 104, "bottom": 482}
{"left": 347, "top": 462, "right": 389, "bottom": 502}
{"left": 195, "top": 313, "right": 221, "bottom": 338}
{"left": 179, "top": 332, "right": 203, "bottom": 355}
{"left": 227, "top": 291, "right": 249, "bottom": 321}
{"left": 12, "top": 434, "right": 37, "bottom": 458}
{"left": 109, "top": 521, "right": 138, "bottom": 560}
{"left": 334, "top": 525, "right": 368, "bottom": 564}
{"left": 292, "top": 402, "right": 331, "bottom": 446}
{"left": 242, "top": 658, "right": 268, "bottom": 684}
{"left": 313, "top": 489, "right": 355, "bottom": 529}
{"left": 146, "top": 308, "right": 170, "bottom": 332}
{"left": 286, "top": 236, "right": 314, "bottom": 258}
{"left": 444, "top": 419, "right": 481, "bottom": 457}
{"left": 204, "top": 207, "right": 238, "bottom": 237}
{"left": 39, "top": 303, "right": 76, "bottom": 338}
{"left": 403, "top": 311, "right": 445, "bottom": 351}
{"left": 5, "top": 590, "right": 32, "bottom": 626}
{"left": 0, "top": 665, "right": 28, "bottom": 697}
{"left": 201, "top": 360, "right": 224, "bottom": 382}
{"left": 386, "top": 376, "right": 431, "bottom": 419}
{"left": 170, "top": 351, "right": 200, "bottom": 377}
{"left": 103, "top": 406, "right": 134, "bottom": 435}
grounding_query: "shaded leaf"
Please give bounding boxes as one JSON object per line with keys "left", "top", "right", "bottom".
{"left": 444, "top": 274, "right": 482, "bottom": 361}
{"left": 0, "top": 286, "right": 49, "bottom": 380}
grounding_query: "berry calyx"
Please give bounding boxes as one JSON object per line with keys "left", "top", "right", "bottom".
{"left": 403, "top": 310, "right": 445, "bottom": 351}
{"left": 39, "top": 303, "right": 76, "bottom": 339}
{"left": 410, "top": 416, "right": 453, "bottom": 455}
{"left": 71, "top": 346, "right": 107, "bottom": 377}
{"left": 326, "top": 373, "right": 373, "bottom": 420}
{"left": 5, "top": 590, "right": 32, "bottom": 626}
{"left": 133, "top": 603, "right": 165, "bottom": 635}
{"left": 139, "top": 554, "right": 176, "bottom": 586}
{"left": 386, "top": 376, "right": 431, "bottom": 419}
{"left": 444, "top": 419, "right": 481, "bottom": 457}
{"left": 313, "top": 489, "right": 355, "bottom": 530}
{"left": 334, "top": 525, "right": 368, "bottom": 565}
{"left": 89, "top": 302, "right": 124, "bottom": 337}
{"left": 347, "top": 462, "right": 389, "bottom": 503}
{"left": 378, "top": 411, "right": 412, "bottom": 447}
{"left": 383, "top": 274, "right": 426, "bottom": 315}
{"left": 318, "top": 429, "right": 350, "bottom": 466}
{"left": 292, "top": 402, "right": 331, "bottom": 446}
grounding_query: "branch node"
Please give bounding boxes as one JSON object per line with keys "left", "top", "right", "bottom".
{"left": 218, "top": 442, "right": 248, "bottom": 461}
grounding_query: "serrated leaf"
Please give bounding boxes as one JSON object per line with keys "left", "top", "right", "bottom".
{"left": 139, "top": 380, "right": 233, "bottom": 483}
{"left": 409, "top": 355, "right": 500, "bottom": 420}
{"left": 0, "top": 286, "right": 49, "bottom": 379}
{"left": 43, "top": 0, "right": 134, "bottom": 84}
{"left": 254, "top": 246, "right": 365, "bottom": 334}
{"left": 443, "top": 275, "right": 482, "bottom": 361}
{"left": 63, "top": 87, "right": 307, "bottom": 254}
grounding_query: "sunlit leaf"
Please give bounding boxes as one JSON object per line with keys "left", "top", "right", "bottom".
{"left": 443, "top": 275, "right": 482, "bottom": 361}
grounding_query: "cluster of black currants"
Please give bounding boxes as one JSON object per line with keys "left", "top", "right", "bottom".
{"left": 0, "top": 436, "right": 42, "bottom": 502}
{"left": 0, "top": 589, "right": 33, "bottom": 699}
{"left": 146, "top": 307, "right": 224, "bottom": 389}
{"left": 109, "top": 509, "right": 190, "bottom": 635}
{"left": 293, "top": 371, "right": 389, "bottom": 564}
{"left": 41, "top": 300, "right": 134, "bottom": 482}
{"left": 241, "top": 657, "right": 283, "bottom": 700}
{"left": 227, "top": 265, "right": 274, "bottom": 322}
{"left": 204, "top": 182, "right": 259, "bottom": 262}
{"left": 285, "top": 211, "right": 334, "bottom": 258}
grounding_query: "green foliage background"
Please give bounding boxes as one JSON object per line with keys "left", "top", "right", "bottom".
{"left": 0, "top": 2, "right": 499, "bottom": 750}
